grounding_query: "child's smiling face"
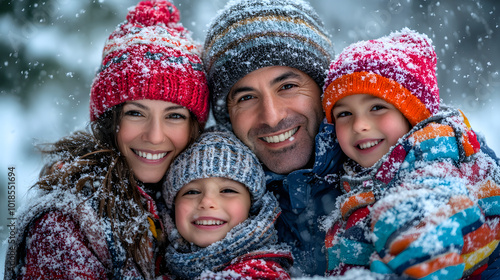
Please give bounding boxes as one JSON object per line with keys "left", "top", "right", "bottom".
{"left": 332, "top": 94, "right": 411, "bottom": 168}
{"left": 174, "top": 177, "right": 251, "bottom": 247}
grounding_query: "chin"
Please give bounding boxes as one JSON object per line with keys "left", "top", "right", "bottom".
{"left": 265, "top": 159, "right": 309, "bottom": 174}
{"left": 136, "top": 173, "right": 164, "bottom": 184}
{"left": 359, "top": 160, "right": 377, "bottom": 168}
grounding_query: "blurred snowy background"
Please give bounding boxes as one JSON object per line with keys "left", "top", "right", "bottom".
{"left": 1, "top": 0, "right": 499, "bottom": 275}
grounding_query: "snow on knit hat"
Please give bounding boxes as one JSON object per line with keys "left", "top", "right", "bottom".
{"left": 323, "top": 28, "right": 439, "bottom": 126}
{"left": 90, "top": 0, "right": 209, "bottom": 125}
{"left": 203, "top": 0, "right": 334, "bottom": 128}
{"left": 163, "top": 128, "right": 266, "bottom": 213}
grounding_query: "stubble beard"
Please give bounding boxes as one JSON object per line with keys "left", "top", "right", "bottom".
{"left": 246, "top": 115, "right": 317, "bottom": 174}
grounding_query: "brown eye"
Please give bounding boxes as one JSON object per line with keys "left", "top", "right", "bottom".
{"left": 221, "top": 188, "right": 238, "bottom": 194}
{"left": 182, "top": 189, "right": 200, "bottom": 196}
{"left": 124, "top": 110, "right": 142, "bottom": 117}
{"left": 167, "top": 113, "right": 187, "bottom": 119}
{"left": 280, "top": 84, "right": 295, "bottom": 90}
{"left": 371, "top": 105, "right": 387, "bottom": 111}
{"left": 237, "top": 95, "right": 254, "bottom": 103}
{"left": 336, "top": 111, "right": 351, "bottom": 119}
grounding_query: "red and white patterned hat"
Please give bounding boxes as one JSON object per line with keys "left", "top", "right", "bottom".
{"left": 90, "top": 0, "right": 209, "bottom": 125}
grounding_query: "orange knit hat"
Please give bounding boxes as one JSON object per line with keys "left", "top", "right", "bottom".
{"left": 322, "top": 28, "right": 439, "bottom": 126}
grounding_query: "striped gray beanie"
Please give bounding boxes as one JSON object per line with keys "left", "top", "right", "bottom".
{"left": 203, "top": 0, "right": 334, "bottom": 128}
{"left": 163, "top": 128, "right": 266, "bottom": 213}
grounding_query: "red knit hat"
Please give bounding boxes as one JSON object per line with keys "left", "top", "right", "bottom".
{"left": 323, "top": 28, "right": 439, "bottom": 126}
{"left": 90, "top": 0, "right": 209, "bottom": 125}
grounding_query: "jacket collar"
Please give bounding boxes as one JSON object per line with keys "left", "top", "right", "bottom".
{"left": 265, "top": 119, "right": 344, "bottom": 210}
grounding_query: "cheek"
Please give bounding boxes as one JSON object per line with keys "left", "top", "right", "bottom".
{"left": 231, "top": 198, "right": 251, "bottom": 224}
{"left": 175, "top": 200, "right": 192, "bottom": 226}
{"left": 335, "top": 123, "right": 351, "bottom": 150}
{"left": 297, "top": 85, "right": 323, "bottom": 120}
{"left": 380, "top": 114, "right": 410, "bottom": 145}
{"left": 170, "top": 125, "right": 193, "bottom": 153}
{"left": 229, "top": 109, "right": 250, "bottom": 132}
{"left": 306, "top": 95, "right": 323, "bottom": 121}
{"left": 116, "top": 122, "right": 135, "bottom": 155}
{"left": 229, "top": 111, "right": 253, "bottom": 146}
{"left": 299, "top": 100, "right": 323, "bottom": 137}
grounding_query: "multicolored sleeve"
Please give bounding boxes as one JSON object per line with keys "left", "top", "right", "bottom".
{"left": 369, "top": 116, "right": 500, "bottom": 279}
{"left": 325, "top": 198, "right": 375, "bottom": 276}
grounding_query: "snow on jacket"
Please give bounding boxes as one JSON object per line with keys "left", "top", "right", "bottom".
{"left": 198, "top": 251, "right": 293, "bottom": 280}
{"left": 163, "top": 192, "right": 293, "bottom": 279}
{"left": 265, "top": 120, "right": 344, "bottom": 276}
{"left": 4, "top": 185, "right": 166, "bottom": 280}
{"left": 324, "top": 108, "right": 500, "bottom": 279}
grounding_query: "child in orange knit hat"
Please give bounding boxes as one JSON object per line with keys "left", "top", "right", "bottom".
{"left": 322, "top": 28, "right": 500, "bottom": 279}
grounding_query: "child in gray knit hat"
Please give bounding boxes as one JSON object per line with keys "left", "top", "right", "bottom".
{"left": 162, "top": 128, "right": 293, "bottom": 279}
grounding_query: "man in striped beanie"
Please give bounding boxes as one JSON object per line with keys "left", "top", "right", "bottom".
{"left": 203, "top": 0, "right": 344, "bottom": 276}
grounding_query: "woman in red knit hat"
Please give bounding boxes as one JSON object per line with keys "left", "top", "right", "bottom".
{"left": 4, "top": 1, "right": 209, "bottom": 279}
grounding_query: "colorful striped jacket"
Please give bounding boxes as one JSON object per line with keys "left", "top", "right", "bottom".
{"left": 324, "top": 108, "right": 500, "bottom": 279}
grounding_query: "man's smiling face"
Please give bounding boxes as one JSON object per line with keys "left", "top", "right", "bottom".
{"left": 227, "top": 66, "right": 323, "bottom": 174}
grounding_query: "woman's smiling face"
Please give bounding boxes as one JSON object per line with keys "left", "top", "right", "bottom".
{"left": 117, "top": 99, "right": 194, "bottom": 183}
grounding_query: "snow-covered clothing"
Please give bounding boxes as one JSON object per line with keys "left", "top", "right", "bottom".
{"left": 198, "top": 251, "right": 293, "bottom": 280}
{"left": 265, "top": 120, "right": 344, "bottom": 276}
{"left": 324, "top": 108, "right": 500, "bottom": 279}
{"left": 163, "top": 129, "right": 293, "bottom": 279}
{"left": 5, "top": 184, "right": 167, "bottom": 280}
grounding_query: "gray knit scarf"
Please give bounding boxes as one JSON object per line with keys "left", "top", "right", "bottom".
{"left": 164, "top": 192, "right": 284, "bottom": 279}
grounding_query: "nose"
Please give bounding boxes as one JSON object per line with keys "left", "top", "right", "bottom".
{"left": 199, "top": 193, "right": 218, "bottom": 209}
{"left": 143, "top": 118, "right": 165, "bottom": 144}
{"left": 259, "top": 93, "right": 287, "bottom": 128}
{"left": 352, "top": 114, "right": 371, "bottom": 133}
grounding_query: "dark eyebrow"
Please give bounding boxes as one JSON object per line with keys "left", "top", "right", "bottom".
{"left": 229, "top": 86, "right": 254, "bottom": 101}
{"left": 125, "top": 101, "right": 186, "bottom": 112}
{"left": 126, "top": 101, "right": 148, "bottom": 109}
{"left": 229, "top": 70, "right": 302, "bottom": 101}
{"left": 270, "top": 71, "right": 301, "bottom": 86}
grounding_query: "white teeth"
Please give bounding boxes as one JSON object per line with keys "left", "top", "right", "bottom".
{"left": 135, "top": 150, "right": 167, "bottom": 160}
{"left": 359, "top": 140, "right": 381, "bottom": 150}
{"left": 262, "top": 127, "right": 298, "bottom": 144}
{"left": 194, "top": 220, "right": 224, "bottom": 226}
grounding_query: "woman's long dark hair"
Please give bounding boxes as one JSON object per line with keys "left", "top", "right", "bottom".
{"left": 35, "top": 104, "right": 200, "bottom": 278}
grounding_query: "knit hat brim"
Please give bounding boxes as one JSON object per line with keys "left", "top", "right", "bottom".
{"left": 323, "top": 71, "right": 433, "bottom": 126}
{"left": 90, "top": 45, "right": 209, "bottom": 124}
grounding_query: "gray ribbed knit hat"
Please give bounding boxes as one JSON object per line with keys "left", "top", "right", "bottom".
{"left": 163, "top": 128, "right": 266, "bottom": 212}
{"left": 203, "top": 0, "right": 334, "bottom": 128}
